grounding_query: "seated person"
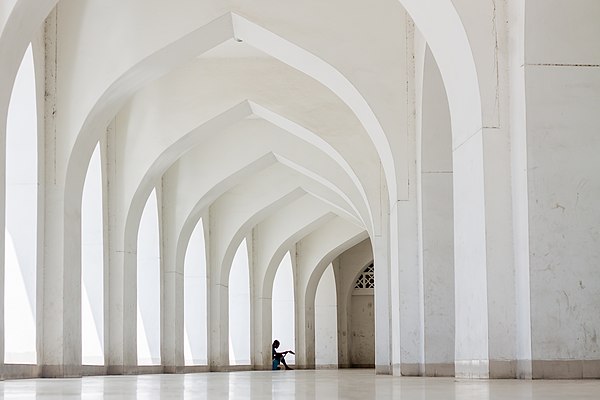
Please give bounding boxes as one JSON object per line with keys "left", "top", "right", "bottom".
{"left": 272, "top": 339, "right": 295, "bottom": 370}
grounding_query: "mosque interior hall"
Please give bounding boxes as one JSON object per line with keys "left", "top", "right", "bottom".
{"left": 0, "top": 0, "right": 599, "bottom": 398}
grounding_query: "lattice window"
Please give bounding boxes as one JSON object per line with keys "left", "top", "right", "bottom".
{"left": 354, "top": 263, "right": 374, "bottom": 289}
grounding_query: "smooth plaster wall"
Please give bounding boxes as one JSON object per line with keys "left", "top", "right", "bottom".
{"left": 350, "top": 291, "right": 375, "bottom": 367}
{"left": 524, "top": 0, "right": 600, "bottom": 376}
{"left": 333, "top": 239, "right": 373, "bottom": 369}
{"left": 315, "top": 264, "right": 337, "bottom": 368}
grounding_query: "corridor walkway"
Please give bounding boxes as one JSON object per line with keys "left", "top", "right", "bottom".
{"left": 0, "top": 369, "right": 599, "bottom": 399}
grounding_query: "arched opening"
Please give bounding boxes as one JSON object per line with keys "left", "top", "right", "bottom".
{"left": 350, "top": 263, "right": 374, "bottom": 368}
{"left": 229, "top": 238, "right": 250, "bottom": 365}
{"left": 315, "top": 263, "right": 337, "bottom": 368}
{"left": 81, "top": 143, "right": 104, "bottom": 365}
{"left": 137, "top": 188, "right": 161, "bottom": 365}
{"left": 4, "top": 43, "right": 38, "bottom": 364}
{"left": 184, "top": 217, "right": 208, "bottom": 366}
{"left": 272, "top": 251, "right": 295, "bottom": 366}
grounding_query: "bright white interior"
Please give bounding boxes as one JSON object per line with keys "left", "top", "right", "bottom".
{"left": 4, "top": 44, "right": 37, "bottom": 365}
{"left": 271, "top": 251, "right": 295, "bottom": 365}
{"left": 229, "top": 238, "right": 251, "bottom": 365}
{"left": 0, "top": 0, "right": 598, "bottom": 382}
{"left": 137, "top": 189, "right": 161, "bottom": 366}
{"left": 315, "top": 264, "right": 337, "bottom": 367}
{"left": 81, "top": 143, "right": 104, "bottom": 365}
{"left": 184, "top": 218, "right": 208, "bottom": 366}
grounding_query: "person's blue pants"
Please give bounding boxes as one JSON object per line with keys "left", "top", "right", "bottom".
{"left": 272, "top": 359, "right": 281, "bottom": 370}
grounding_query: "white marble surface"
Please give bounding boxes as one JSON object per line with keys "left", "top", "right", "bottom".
{"left": 1, "top": 369, "right": 600, "bottom": 399}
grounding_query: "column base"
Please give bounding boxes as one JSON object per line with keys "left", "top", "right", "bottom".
{"left": 162, "top": 365, "right": 186, "bottom": 374}
{"left": 315, "top": 364, "right": 338, "bottom": 369}
{"left": 2, "top": 364, "right": 42, "bottom": 380}
{"left": 532, "top": 360, "right": 600, "bottom": 379}
{"left": 375, "top": 364, "right": 392, "bottom": 375}
{"left": 41, "top": 364, "right": 82, "bottom": 378}
{"left": 424, "top": 363, "right": 455, "bottom": 377}
{"left": 489, "top": 360, "right": 517, "bottom": 378}
{"left": 400, "top": 363, "right": 420, "bottom": 376}
{"left": 209, "top": 364, "right": 254, "bottom": 372}
{"left": 455, "top": 359, "right": 489, "bottom": 379}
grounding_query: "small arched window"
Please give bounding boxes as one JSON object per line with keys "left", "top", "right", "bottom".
{"left": 354, "top": 263, "right": 374, "bottom": 289}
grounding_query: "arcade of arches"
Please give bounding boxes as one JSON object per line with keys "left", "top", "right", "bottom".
{"left": 0, "top": 0, "right": 599, "bottom": 383}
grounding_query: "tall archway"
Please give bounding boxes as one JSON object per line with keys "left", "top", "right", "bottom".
{"left": 4, "top": 43, "right": 37, "bottom": 364}
{"left": 229, "top": 238, "right": 251, "bottom": 365}
{"left": 137, "top": 188, "right": 161, "bottom": 366}
{"left": 272, "top": 251, "right": 295, "bottom": 366}
{"left": 315, "top": 263, "right": 337, "bottom": 368}
{"left": 81, "top": 143, "right": 104, "bottom": 365}
{"left": 184, "top": 217, "right": 208, "bottom": 366}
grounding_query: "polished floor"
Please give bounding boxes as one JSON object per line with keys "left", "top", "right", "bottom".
{"left": 1, "top": 369, "right": 599, "bottom": 399}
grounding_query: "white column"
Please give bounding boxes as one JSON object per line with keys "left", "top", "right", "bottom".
{"left": 41, "top": 11, "right": 82, "bottom": 376}
{"left": 160, "top": 175, "right": 185, "bottom": 372}
{"left": 206, "top": 210, "right": 229, "bottom": 370}
{"left": 418, "top": 46, "right": 455, "bottom": 377}
{"left": 106, "top": 119, "right": 137, "bottom": 374}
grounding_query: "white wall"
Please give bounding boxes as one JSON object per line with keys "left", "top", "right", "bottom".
{"left": 350, "top": 290, "right": 374, "bottom": 367}
{"left": 315, "top": 263, "right": 337, "bottom": 367}
{"left": 524, "top": 0, "right": 600, "bottom": 378}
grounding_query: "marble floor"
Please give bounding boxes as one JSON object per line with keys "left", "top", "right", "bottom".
{"left": 1, "top": 369, "right": 599, "bottom": 399}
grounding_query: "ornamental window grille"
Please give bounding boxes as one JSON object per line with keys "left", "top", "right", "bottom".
{"left": 354, "top": 263, "right": 374, "bottom": 289}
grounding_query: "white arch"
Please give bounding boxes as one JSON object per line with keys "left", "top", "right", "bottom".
{"left": 251, "top": 207, "right": 337, "bottom": 367}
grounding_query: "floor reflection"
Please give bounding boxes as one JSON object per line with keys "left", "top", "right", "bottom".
{"left": 0, "top": 369, "right": 598, "bottom": 399}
